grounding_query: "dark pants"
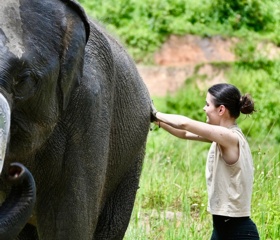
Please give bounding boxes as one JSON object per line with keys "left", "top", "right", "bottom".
{"left": 210, "top": 215, "right": 259, "bottom": 240}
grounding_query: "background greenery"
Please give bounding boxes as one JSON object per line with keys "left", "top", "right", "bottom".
{"left": 79, "top": 0, "right": 280, "bottom": 239}
{"left": 79, "top": 0, "right": 280, "bottom": 62}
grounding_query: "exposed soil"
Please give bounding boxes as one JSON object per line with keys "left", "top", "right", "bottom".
{"left": 137, "top": 34, "right": 280, "bottom": 96}
{"left": 154, "top": 35, "right": 236, "bottom": 66}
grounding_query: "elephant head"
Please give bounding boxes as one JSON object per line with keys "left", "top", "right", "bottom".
{"left": 0, "top": 0, "right": 88, "bottom": 236}
{"left": 0, "top": 162, "right": 36, "bottom": 240}
{"left": 0, "top": 0, "right": 89, "bottom": 162}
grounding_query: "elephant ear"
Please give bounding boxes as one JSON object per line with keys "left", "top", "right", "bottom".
{"left": 59, "top": 0, "right": 90, "bottom": 110}
{"left": 60, "top": 0, "right": 90, "bottom": 42}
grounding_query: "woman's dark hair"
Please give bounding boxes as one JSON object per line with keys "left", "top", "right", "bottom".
{"left": 208, "top": 83, "right": 255, "bottom": 118}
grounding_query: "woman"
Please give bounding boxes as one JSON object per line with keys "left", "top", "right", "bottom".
{"left": 152, "top": 83, "right": 259, "bottom": 239}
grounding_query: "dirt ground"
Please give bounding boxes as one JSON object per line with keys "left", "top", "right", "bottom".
{"left": 138, "top": 34, "right": 279, "bottom": 96}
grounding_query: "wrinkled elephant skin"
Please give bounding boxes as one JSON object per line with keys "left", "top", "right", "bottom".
{"left": 0, "top": 0, "right": 151, "bottom": 239}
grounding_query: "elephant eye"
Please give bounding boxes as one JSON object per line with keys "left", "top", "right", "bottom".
{"left": 13, "top": 71, "right": 37, "bottom": 101}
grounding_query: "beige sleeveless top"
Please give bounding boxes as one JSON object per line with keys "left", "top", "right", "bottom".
{"left": 206, "top": 126, "right": 254, "bottom": 217}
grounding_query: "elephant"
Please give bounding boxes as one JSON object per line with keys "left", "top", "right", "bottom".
{"left": 0, "top": 0, "right": 152, "bottom": 239}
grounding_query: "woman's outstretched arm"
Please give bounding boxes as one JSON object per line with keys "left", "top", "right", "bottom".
{"left": 155, "top": 112, "right": 238, "bottom": 148}
{"left": 155, "top": 121, "right": 211, "bottom": 142}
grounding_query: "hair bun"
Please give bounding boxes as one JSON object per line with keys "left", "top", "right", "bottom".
{"left": 240, "top": 94, "right": 255, "bottom": 115}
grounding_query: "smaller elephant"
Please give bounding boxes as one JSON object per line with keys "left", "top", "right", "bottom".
{"left": 0, "top": 163, "right": 36, "bottom": 240}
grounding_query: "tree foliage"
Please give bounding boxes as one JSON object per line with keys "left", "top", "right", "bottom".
{"left": 79, "top": 0, "right": 280, "bottom": 61}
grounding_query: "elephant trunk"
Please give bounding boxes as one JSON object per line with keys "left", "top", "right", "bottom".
{"left": 0, "top": 162, "right": 36, "bottom": 240}
{"left": 0, "top": 91, "right": 35, "bottom": 239}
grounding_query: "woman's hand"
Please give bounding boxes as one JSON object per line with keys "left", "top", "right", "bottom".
{"left": 150, "top": 101, "right": 158, "bottom": 122}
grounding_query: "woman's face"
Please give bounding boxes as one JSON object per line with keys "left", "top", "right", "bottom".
{"left": 203, "top": 92, "right": 220, "bottom": 125}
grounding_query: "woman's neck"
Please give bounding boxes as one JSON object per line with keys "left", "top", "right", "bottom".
{"left": 220, "top": 118, "right": 237, "bottom": 128}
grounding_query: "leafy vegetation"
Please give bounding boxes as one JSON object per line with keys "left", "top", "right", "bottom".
{"left": 210, "top": 0, "right": 277, "bottom": 31}
{"left": 79, "top": 0, "right": 280, "bottom": 62}
{"left": 78, "top": 0, "right": 280, "bottom": 239}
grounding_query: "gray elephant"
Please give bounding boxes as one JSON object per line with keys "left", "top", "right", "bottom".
{"left": 0, "top": 0, "right": 151, "bottom": 239}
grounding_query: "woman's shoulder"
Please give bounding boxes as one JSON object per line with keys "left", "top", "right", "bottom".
{"left": 230, "top": 125, "right": 250, "bottom": 146}
{"left": 229, "top": 125, "right": 243, "bottom": 134}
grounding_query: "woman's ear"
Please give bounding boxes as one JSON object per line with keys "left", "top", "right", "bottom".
{"left": 218, "top": 105, "right": 226, "bottom": 115}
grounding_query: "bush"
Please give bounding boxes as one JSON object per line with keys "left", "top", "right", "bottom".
{"left": 79, "top": 0, "right": 280, "bottom": 62}
{"left": 210, "top": 0, "right": 275, "bottom": 31}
